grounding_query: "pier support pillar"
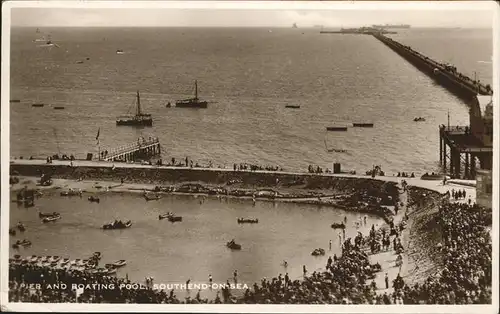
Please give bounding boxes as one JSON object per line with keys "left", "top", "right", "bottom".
{"left": 439, "top": 135, "right": 443, "bottom": 163}
{"left": 470, "top": 155, "right": 476, "bottom": 179}
{"left": 465, "top": 153, "right": 470, "bottom": 179}
{"left": 443, "top": 144, "right": 447, "bottom": 171}
{"left": 451, "top": 149, "right": 461, "bottom": 178}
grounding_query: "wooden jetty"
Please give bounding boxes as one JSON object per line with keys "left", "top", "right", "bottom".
{"left": 101, "top": 137, "right": 161, "bottom": 162}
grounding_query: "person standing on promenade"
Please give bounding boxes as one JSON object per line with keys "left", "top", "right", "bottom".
{"left": 329, "top": 240, "right": 332, "bottom": 250}
{"left": 233, "top": 270, "right": 238, "bottom": 283}
{"left": 209, "top": 274, "right": 213, "bottom": 285}
{"left": 385, "top": 273, "right": 389, "bottom": 289}
{"left": 303, "top": 265, "right": 307, "bottom": 276}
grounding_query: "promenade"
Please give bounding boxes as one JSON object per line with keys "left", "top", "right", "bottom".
{"left": 9, "top": 158, "right": 476, "bottom": 194}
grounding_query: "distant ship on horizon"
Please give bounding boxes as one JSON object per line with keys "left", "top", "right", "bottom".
{"left": 292, "top": 23, "right": 298, "bottom": 28}
{"left": 372, "top": 24, "right": 411, "bottom": 29}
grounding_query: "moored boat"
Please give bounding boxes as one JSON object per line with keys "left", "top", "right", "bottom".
{"left": 285, "top": 105, "right": 300, "bottom": 109}
{"left": 168, "top": 215, "right": 182, "bottom": 222}
{"left": 102, "top": 220, "right": 132, "bottom": 230}
{"left": 326, "top": 126, "right": 348, "bottom": 131}
{"left": 116, "top": 91, "right": 153, "bottom": 126}
{"left": 113, "top": 260, "right": 127, "bottom": 267}
{"left": 32, "top": 103, "right": 44, "bottom": 107}
{"left": 175, "top": 80, "right": 208, "bottom": 108}
{"left": 144, "top": 193, "right": 161, "bottom": 201}
{"left": 311, "top": 248, "right": 326, "bottom": 256}
{"left": 226, "top": 240, "right": 242, "bottom": 250}
{"left": 158, "top": 212, "right": 172, "bottom": 220}
{"left": 331, "top": 222, "right": 346, "bottom": 229}
{"left": 53, "top": 106, "right": 65, "bottom": 110}
{"left": 88, "top": 196, "right": 100, "bottom": 203}
{"left": 352, "top": 123, "right": 374, "bottom": 128}
{"left": 237, "top": 218, "right": 259, "bottom": 224}
{"left": 12, "top": 239, "right": 32, "bottom": 249}
{"left": 42, "top": 214, "right": 61, "bottom": 223}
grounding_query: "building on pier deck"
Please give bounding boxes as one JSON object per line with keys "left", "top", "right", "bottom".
{"left": 439, "top": 95, "right": 493, "bottom": 180}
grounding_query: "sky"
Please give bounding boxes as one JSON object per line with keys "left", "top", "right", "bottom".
{"left": 7, "top": 1, "right": 497, "bottom": 28}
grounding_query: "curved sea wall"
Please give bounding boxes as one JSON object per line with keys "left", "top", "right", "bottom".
{"left": 11, "top": 163, "right": 399, "bottom": 198}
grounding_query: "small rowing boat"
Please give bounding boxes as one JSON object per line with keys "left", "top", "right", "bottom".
{"left": 352, "top": 123, "right": 374, "bottom": 128}
{"left": 326, "top": 126, "right": 348, "bottom": 131}
{"left": 113, "top": 260, "right": 127, "bottom": 267}
{"left": 42, "top": 214, "right": 61, "bottom": 223}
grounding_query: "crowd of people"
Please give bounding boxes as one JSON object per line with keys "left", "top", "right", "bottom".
{"left": 9, "top": 262, "right": 224, "bottom": 304}
{"left": 234, "top": 163, "right": 283, "bottom": 172}
{"left": 388, "top": 202, "right": 492, "bottom": 304}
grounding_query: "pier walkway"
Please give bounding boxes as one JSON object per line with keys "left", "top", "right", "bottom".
{"left": 372, "top": 33, "right": 493, "bottom": 101}
{"left": 100, "top": 137, "right": 161, "bottom": 162}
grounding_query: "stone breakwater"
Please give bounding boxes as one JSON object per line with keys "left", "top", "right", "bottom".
{"left": 11, "top": 163, "right": 398, "bottom": 196}
{"left": 11, "top": 162, "right": 401, "bottom": 222}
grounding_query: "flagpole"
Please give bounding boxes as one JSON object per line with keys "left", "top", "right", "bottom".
{"left": 96, "top": 127, "right": 101, "bottom": 161}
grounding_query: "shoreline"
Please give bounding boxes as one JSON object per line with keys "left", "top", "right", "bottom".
{"left": 11, "top": 175, "right": 398, "bottom": 224}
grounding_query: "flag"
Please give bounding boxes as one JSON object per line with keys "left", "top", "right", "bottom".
{"left": 96, "top": 128, "right": 100, "bottom": 141}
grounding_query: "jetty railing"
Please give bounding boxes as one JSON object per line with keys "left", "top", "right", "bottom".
{"left": 101, "top": 137, "right": 161, "bottom": 162}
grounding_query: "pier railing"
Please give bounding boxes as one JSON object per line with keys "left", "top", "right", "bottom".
{"left": 101, "top": 137, "right": 160, "bottom": 161}
{"left": 373, "top": 34, "right": 493, "bottom": 97}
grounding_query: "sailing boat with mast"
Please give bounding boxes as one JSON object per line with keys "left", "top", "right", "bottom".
{"left": 175, "top": 80, "right": 208, "bottom": 108}
{"left": 116, "top": 91, "right": 153, "bottom": 126}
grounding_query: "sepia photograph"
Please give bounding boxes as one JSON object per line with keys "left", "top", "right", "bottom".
{"left": 1, "top": 1, "right": 498, "bottom": 312}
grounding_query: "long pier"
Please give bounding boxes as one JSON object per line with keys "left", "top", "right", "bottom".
{"left": 372, "top": 33, "right": 493, "bottom": 102}
{"left": 100, "top": 137, "right": 161, "bottom": 162}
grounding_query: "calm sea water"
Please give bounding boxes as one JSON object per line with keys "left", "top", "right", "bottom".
{"left": 9, "top": 27, "right": 493, "bottom": 174}
{"left": 9, "top": 191, "right": 382, "bottom": 298}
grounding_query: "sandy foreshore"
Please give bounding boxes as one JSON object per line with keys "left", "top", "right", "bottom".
{"left": 10, "top": 174, "right": 398, "bottom": 223}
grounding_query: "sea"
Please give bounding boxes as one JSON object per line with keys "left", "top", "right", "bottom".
{"left": 8, "top": 27, "right": 493, "bottom": 298}
{"left": 10, "top": 27, "right": 493, "bottom": 174}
